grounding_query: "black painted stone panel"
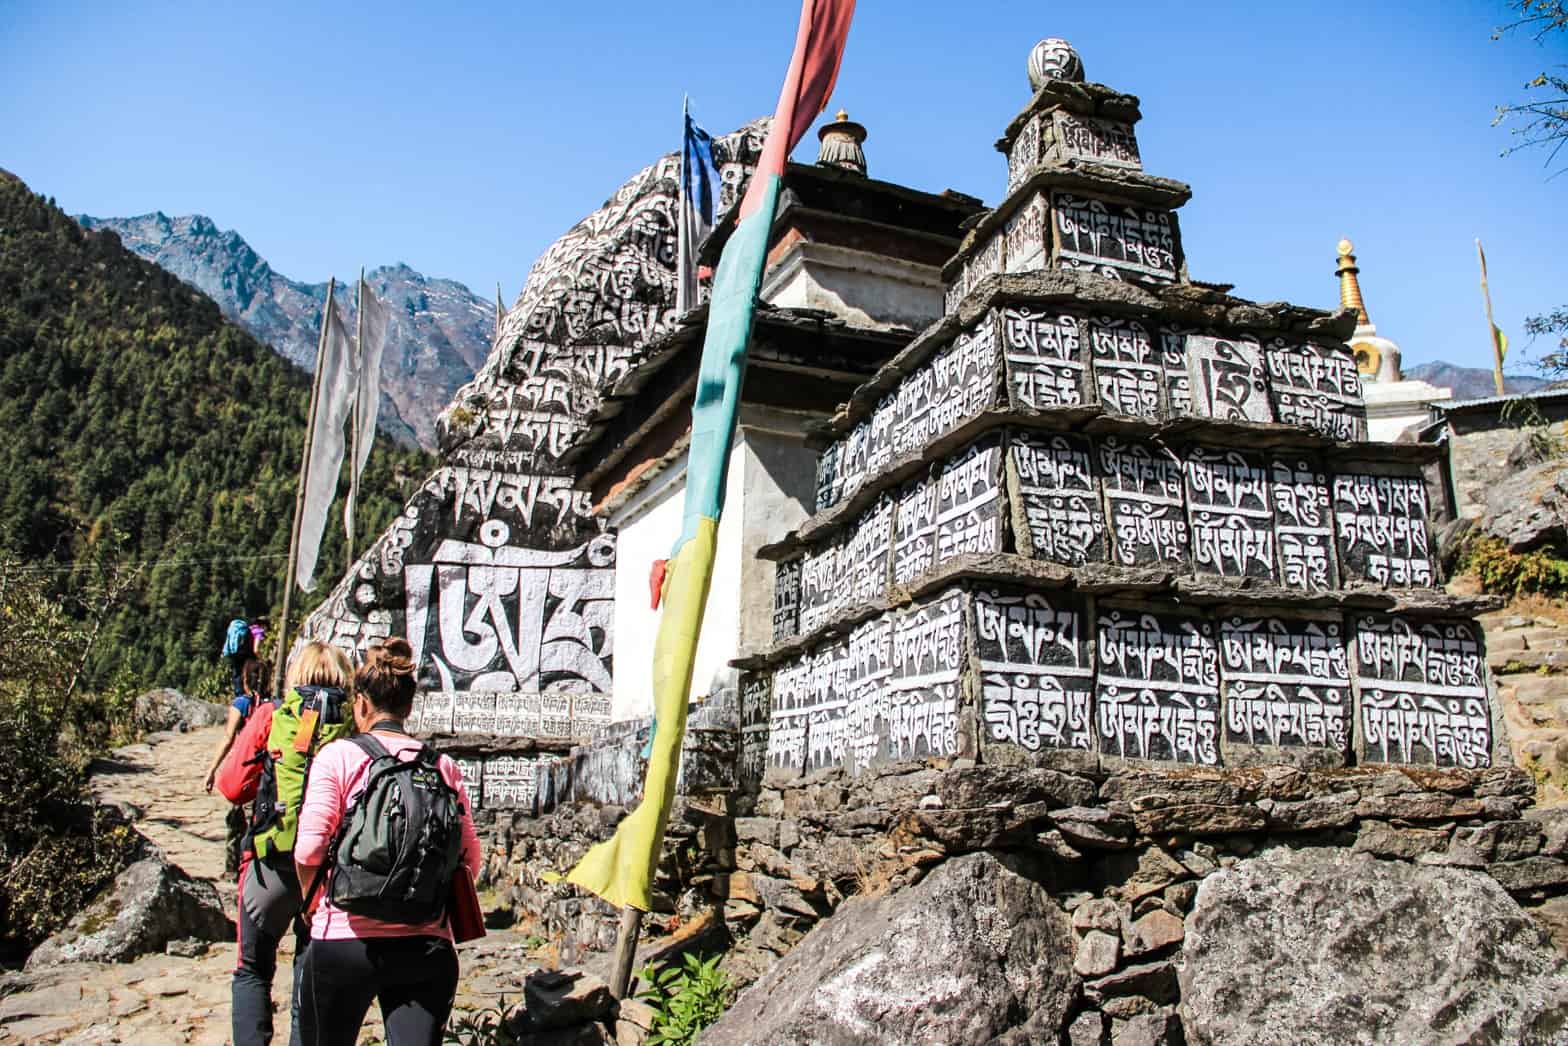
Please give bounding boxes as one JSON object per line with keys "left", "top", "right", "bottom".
{"left": 1099, "top": 437, "right": 1190, "bottom": 569}
{"left": 974, "top": 588, "right": 1093, "bottom": 753}
{"left": 1219, "top": 615, "right": 1350, "bottom": 752}
{"left": 1009, "top": 430, "right": 1106, "bottom": 566}
{"left": 1332, "top": 471, "right": 1436, "bottom": 587}
{"left": 1095, "top": 607, "right": 1220, "bottom": 765}
{"left": 1354, "top": 614, "right": 1491, "bottom": 768}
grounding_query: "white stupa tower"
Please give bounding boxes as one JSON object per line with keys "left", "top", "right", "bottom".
{"left": 1337, "top": 238, "right": 1452, "bottom": 440}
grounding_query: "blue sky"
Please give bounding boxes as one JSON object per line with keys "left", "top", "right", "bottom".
{"left": 2, "top": 1, "right": 1563, "bottom": 373}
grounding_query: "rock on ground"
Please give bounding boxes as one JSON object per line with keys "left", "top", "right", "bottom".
{"left": 133, "top": 687, "right": 228, "bottom": 733}
{"left": 27, "top": 856, "right": 233, "bottom": 968}
{"left": 700, "top": 851, "right": 1078, "bottom": 1045}
{"left": 1180, "top": 845, "right": 1568, "bottom": 1045}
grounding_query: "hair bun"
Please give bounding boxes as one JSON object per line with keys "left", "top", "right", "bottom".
{"left": 366, "top": 637, "right": 417, "bottom": 678}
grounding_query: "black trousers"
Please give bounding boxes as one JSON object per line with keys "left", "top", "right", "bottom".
{"left": 298, "top": 935, "right": 458, "bottom": 1046}
{"left": 233, "top": 852, "right": 305, "bottom": 1046}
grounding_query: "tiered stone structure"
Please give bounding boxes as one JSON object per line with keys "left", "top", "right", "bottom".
{"left": 740, "top": 42, "right": 1504, "bottom": 781}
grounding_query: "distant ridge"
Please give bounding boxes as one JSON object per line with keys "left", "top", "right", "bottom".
{"left": 76, "top": 213, "right": 493, "bottom": 449}
{"left": 0, "top": 169, "right": 430, "bottom": 691}
{"left": 1404, "top": 361, "right": 1551, "bottom": 401}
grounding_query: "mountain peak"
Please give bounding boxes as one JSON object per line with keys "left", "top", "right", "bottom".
{"left": 75, "top": 213, "right": 492, "bottom": 450}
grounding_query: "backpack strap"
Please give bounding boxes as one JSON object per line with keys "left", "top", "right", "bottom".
{"left": 350, "top": 732, "right": 394, "bottom": 763}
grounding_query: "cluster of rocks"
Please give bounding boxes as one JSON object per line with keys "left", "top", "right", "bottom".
{"left": 474, "top": 756, "right": 1568, "bottom": 1042}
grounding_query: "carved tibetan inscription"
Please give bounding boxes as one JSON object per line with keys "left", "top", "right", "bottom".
{"left": 739, "top": 672, "right": 773, "bottom": 788}
{"left": 765, "top": 658, "right": 809, "bottom": 772}
{"left": 893, "top": 468, "right": 939, "bottom": 587}
{"left": 1008, "top": 116, "right": 1040, "bottom": 190}
{"left": 1159, "top": 327, "right": 1196, "bottom": 418}
{"left": 1002, "top": 306, "right": 1086, "bottom": 410}
{"left": 1185, "top": 447, "right": 1275, "bottom": 581}
{"left": 404, "top": 526, "right": 614, "bottom": 697}
{"left": 1332, "top": 471, "right": 1436, "bottom": 587}
{"left": 1219, "top": 616, "right": 1350, "bottom": 756}
{"left": 1089, "top": 315, "right": 1162, "bottom": 420}
{"left": 772, "top": 557, "right": 802, "bottom": 643}
{"left": 1354, "top": 614, "right": 1491, "bottom": 768}
{"left": 885, "top": 591, "right": 963, "bottom": 765}
{"left": 765, "top": 592, "right": 963, "bottom": 776}
{"left": 842, "top": 494, "right": 894, "bottom": 608}
{"left": 1053, "top": 192, "right": 1178, "bottom": 282}
{"left": 798, "top": 541, "right": 841, "bottom": 635}
{"left": 1096, "top": 608, "right": 1220, "bottom": 765}
{"left": 481, "top": 755, "right": 538, "bottom": 810}
{"left": 1264, "top": 339, "right": 1366, "bottom": 441}
{"left": 975, "top": 589, "right": 1093, "bottom": 753}
{"left": 842, "top": 614, "right": 894, "bottom": 771}
{"left": 1270, "top": 456, "right": 1338, "bottom": 590}
{"left": 1186, "top": 335, "right": 1273, "bottom": 423}
{"left": 1048, "top": 111, "right": 1142, "bottom": 169}
{"left": 1003, "top": 193, "right": 1048, "bottom": 273}
{"left": 814, "top": 441, "right": 841, "bottom": 513}
{"left": 494, "top": 692, "right": 542, "bottom": 737}
{"left": 1100, "top": 437, "right": 1189, "bottom": 569}
{"left": 1009, "top": 430, "right": 1105, "bottom": 565}
{"left": 910, "top": 318, "right": 1001, "bottom": 452}
{"left": 934, "top": 436, "right": 1005, "bottom": 566}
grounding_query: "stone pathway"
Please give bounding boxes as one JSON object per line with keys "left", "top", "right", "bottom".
{"left": 1, "top": 727, "right": 542, "bottom": 1045}
{"left": 1482, "top": 601, "right": 1568, "bottom": 807}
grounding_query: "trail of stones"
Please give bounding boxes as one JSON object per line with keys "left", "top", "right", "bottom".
{"left": 1, "top": 726, "right": 537, "bottom": 1045}
{"left": 1486, "top": 606, "right": 1568, "bottom": 807}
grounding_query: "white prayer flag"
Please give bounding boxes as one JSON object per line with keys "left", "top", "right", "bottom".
{"left": 345, "top": 275, "right": 389, "bottom": 550}
{"left": 296, "top": 286, "right": 356, "bottom": 592}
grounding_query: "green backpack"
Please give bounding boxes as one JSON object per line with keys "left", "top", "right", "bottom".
{"left": 249, "top": 685, "right": 353, "bottom": 859}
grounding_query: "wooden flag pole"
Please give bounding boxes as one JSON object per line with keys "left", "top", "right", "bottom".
{"left": 609, "top": 907, "right": 643, "bottom": 999}
{"left": 1477, "top": 239, "right": 1505, "bottom": 397}
{"left": 348, "top": 268, "right": 364, "bottom": 573}
{"left": 274, "top": 277, "right": 336, "bottom": 696}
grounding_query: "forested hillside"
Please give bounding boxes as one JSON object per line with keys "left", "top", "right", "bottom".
{"left": 0, "top": 169, "right": 432, "bottom": 692}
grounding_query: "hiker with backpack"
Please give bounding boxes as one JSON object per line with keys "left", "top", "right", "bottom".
{"left": 223, "top": 614, "right": 255, "bottom": 699}
{"left": 293, "top": 637, "right": 481, "bottom": 1046}
{"left": 206, "top": 656, "right": 274, "bottom": 877}
{"left": 216, "top": 640, "right": 356, "bottom": 1046}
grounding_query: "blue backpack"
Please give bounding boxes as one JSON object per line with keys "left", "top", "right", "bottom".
{"left": 222, "top": 618, "right": 251, "bottom": 658}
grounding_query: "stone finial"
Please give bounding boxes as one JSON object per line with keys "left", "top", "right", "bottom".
{"left": 1027, "top": 38, "right": 1084, "bottom": 90}
{"left": 817, "top": 110, "right": 868, "bottom": 176}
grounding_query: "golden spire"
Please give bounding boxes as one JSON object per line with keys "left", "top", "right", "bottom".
{"left": 1335, "top": 237, "right": 1371, "bottom": 327}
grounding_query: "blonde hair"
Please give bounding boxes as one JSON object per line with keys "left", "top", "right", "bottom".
{"left": 284, "top": 641, "right": 353, "bottom": 691}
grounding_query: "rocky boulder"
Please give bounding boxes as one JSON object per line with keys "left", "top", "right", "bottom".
{"left": 132, "top": 688, "right": 228, "bottom": 734}
{"left": 1483, "top": 458, "right": 1568, "bottom": 552}
{"left": 27, "top": 857, "right": 232, "bottom": 967}
{"left": 1180, "top": 846, "right": 1568, "bottom": 1045}
{"left": 700, "top": 851, "right": 1077, "bottom": 1045}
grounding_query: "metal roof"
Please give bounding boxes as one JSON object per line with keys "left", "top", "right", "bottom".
{"left": 1430, "top": 384, "right": 1568, "bottom": 414}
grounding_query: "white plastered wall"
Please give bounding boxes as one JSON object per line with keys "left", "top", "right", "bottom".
{"left": 605, "top": 405, "right": 818, "bottom": 721}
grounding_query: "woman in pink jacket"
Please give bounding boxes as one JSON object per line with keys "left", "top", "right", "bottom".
{"left": 293, "top": 638, "right": 481, "bottom": 1046}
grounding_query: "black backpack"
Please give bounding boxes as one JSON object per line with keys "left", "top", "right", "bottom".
{"left": 322, "top": 729, "right": 466, "bottom": 925}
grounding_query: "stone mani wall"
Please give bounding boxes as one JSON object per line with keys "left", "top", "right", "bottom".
{"left": 753, "top": 582, "right": 1494, "bottom": 773}
{"left": 813, "top": 306, "right": 1365, "bottom": 517}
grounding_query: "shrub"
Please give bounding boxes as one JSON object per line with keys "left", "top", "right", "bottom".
{"left": 1463, "top": 535, "right": 1568, "bottom": 595}
{"left": 638, "top": 952, "right": 736, "bottom": 1046}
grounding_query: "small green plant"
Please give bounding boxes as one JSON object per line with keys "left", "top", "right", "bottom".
{"left": 1462, "top": 535, "right": 1568, "bottom": 595}
{"left": 443, "top": 996, "right": 518, "bottom": 1046}
{"left": 637, "top": 952, "right": 736, "bottom": 1046}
